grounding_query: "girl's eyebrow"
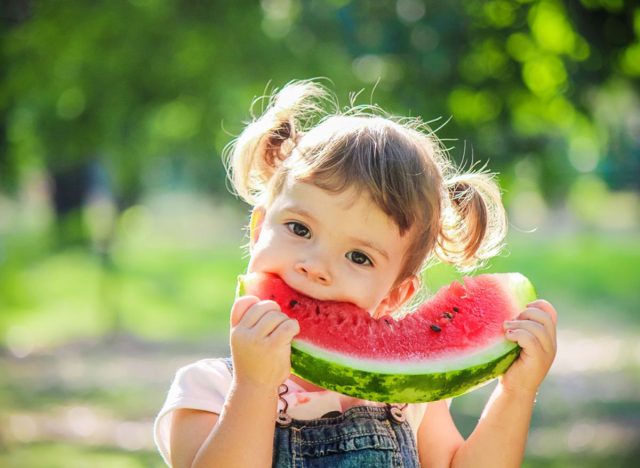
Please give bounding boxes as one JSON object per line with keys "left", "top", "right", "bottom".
{"left": 282, "top": 206, "right": 316, "bottom": 222}
{"left": 349, "top": 237, "right": 390, "bottom": 261}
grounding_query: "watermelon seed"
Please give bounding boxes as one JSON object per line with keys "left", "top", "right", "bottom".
{"left": 453, "top": 307, "right": 460, "bottom": 313}
{"left": 443, "top": 312, "right": 453, "bottom": 320}
{"left": 315, "top": 305, "right": 320, "bottom": 316}
{"left": 289, "top": 300, "right": 298, "bottom": 308}
{"left": 430, "top": 324, "right": 441, "bottom": 332}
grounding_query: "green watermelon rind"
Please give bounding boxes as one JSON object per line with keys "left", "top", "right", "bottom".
{"left": 237, "top": 272, "right": 537, "bottom": 403}
{"left": 291, "top": 337, "right": 519, "bottom": 374}
{"left": 289, "top": 273, "right": 535, "bottom": 402}
{"left": 290, "top": 342, "right": 521, "bottom": 403}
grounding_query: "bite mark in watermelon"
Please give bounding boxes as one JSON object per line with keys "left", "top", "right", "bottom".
{"left": 238, "top": 272, "right": 536, "bottom": 403}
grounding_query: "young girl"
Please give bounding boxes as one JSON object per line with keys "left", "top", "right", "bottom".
{"left": 154, "top": 80, "right": 557, "bottom": 467}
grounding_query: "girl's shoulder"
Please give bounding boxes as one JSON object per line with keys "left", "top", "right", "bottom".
{"left": 176, "top": 356, "right": 232, "bottom": 375}
{"left": 154, "top": 357, "right": 233, "bottom": 464}
{"left": 170, "top": 357, "right": 234, "bottom": 396}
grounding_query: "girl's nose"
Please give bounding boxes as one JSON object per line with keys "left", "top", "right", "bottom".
{"left": 294, "top": 261, "right": 331, "bottom": 285}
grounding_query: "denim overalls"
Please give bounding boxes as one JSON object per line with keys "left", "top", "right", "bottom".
{"left": 222, "top": 358, "right": 420, "bottom": 467}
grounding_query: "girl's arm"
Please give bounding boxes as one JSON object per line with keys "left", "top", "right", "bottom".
{"left": 418, "top": 299, "right": 557, "bottom": 468}
{"left": 170, "top": 295, "right": 300, "bottom": 468}
{"left": 417, "top": 399, "right": 464, "bottom": 467}
{"left": 170, "top": 380, "right": 278, "bottom": 468}
{"left": 449, "top": 384, "right": 536, "bottom": 467}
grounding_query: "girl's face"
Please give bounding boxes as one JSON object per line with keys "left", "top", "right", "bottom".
{"left": 248, "top": 176, "right": 417, "bottom": 318}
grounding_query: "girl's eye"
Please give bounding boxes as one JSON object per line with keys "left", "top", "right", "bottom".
{"left": 286, "top": 222, "right": 311, "bottom": 239}
{"left": 346, "top": 250, "right": 373, "bottom": 266}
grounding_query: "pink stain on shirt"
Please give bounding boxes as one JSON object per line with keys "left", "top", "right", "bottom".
{"left": 295, "top": 394, "right": 311, "bottom": 404}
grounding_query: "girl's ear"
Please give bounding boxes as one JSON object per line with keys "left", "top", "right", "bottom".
{"left": 249, "top": 206, "right": 266, "bottom": 249}
{"left": 373, "top": 274, "right": 419, "bottom": 318}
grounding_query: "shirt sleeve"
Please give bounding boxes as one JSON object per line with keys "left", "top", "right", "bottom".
{"left": 153, "top": 358, "right": 232, "bottom": 466}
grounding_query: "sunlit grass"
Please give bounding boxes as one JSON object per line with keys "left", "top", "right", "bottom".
{"left": 0, "top": 443, "right": 163, "bottom": 468}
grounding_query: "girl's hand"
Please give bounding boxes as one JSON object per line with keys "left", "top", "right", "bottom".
{"left": 230, "top": 296, "right": 300, "bottom": 392}
{"left": 501, "top": 299, "right": 558, "bottom": 396}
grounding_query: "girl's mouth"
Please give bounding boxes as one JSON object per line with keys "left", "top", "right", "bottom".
{"left": 274, "top": 272, "right": 361, "bottom": 309}
{"left": 275, "top": 273, "right": 324, "bottom": 301}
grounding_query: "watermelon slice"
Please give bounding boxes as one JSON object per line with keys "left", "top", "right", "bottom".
{"left": 237, "top": 272, "right": 536, "bottom": 403}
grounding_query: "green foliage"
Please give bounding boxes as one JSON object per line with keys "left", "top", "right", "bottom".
{"left": 2, "top": 0, "right": 639, "bottom": 200}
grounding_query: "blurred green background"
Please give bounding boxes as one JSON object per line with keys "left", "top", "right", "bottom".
{"left": 1, "top": 0, "right": 639, "bottom": 466}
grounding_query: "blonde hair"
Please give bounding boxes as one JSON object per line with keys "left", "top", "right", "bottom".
{"left": 223, "top": 79, "right": 507, "bottom": 281}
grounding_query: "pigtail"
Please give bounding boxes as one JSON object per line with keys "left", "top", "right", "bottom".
{"left": 223, "top": 80, "right": 330, "bottom": 205}
{"left": 435, "top": 171, "right": 507, "bottom": 272}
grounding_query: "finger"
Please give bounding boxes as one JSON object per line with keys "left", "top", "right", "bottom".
{"left": 231, "top": 296, "right": 260, "bottom": 327}
{"left": 505, "top": 328, "right": 544, "bottom": 357}
{"left": 504, "top": 319, "right": 555, "bottom": 355}
{"left": 267, "top": 319, "right": 300, "bottom": 345}
{"left": 525, "top": 299, "right": 558, "bottom": 325}
{"left": 251, "top": 310, "right": 291, "bottom": 337}
{"left": 516, "top": 307, "right": 557, "bottom": 343}
{"left": 239, "top": 300, "right": 282, "bottom": 329}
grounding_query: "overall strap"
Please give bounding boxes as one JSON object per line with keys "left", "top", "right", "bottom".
{"left": 221, "top": 357, "right": 233, "bottom": 374}
{"left": 222, "top": 356, "right": 291, "bottom": 426}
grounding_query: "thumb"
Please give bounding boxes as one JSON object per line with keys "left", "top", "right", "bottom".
{"left": 230, "top": 295, "right": 261, "bottom": 327}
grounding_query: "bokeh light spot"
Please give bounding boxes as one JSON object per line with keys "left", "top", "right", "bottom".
{"left": 261, "top": 0, "right": 299, "bottom": 39}
{"left": 396, "top": 0, "right": 426, "bottom": 23}
{"left": 459, "top": 39, "right": 509, "bottom": 82}
{"left": 522, "top": 55, "right": 567, "bottom": 97}
{"left": 483, "top": 0, "right": 516, "bottom": 28}
{"left": 620, "top": 43, "right": 640, "bottom": 76}
{"left": 509, "top": 190, "right": 548, "bottom": 232}
{"left": 57, "top": 88, "right": 86, "bottom": 120}
{"left": 529, "top": 1, "right": 577, "bottom": 55}
{"left": 148, "top": 98, "right": 201, "bottom": 141}
{"left": 568, "top": 136, "right": 599, "bottom": 172}
{"left": 410, "top": 25, "right": 439, "bottom": 52}
{"left": 448, "top": 88, "right": 501, "bottom": 124}
{"left": 506, "top": 33, "right": 537, "bottom": 62}
{"left": 352, "top": 55, "right": 403, "bottom": 84}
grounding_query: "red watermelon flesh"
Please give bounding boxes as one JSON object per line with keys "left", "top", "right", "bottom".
{"left": 238, "top": 272, "right": 536, "bottom": 402}
{"left": 241, "top": 273, "right": 524, "bottom": 361}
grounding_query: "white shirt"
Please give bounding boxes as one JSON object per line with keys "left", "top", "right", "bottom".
{"left": 154, "top": 358, "right": 429, "bottom": 465}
